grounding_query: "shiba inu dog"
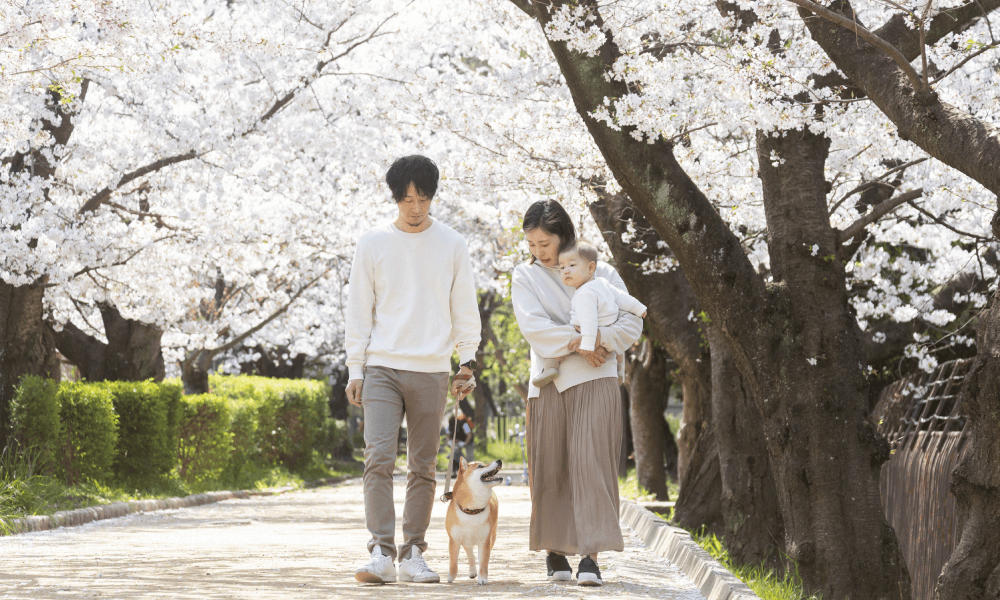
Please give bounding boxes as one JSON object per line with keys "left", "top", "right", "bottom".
{"left": 443, "top": 457, "right": 502, "bottom": 585}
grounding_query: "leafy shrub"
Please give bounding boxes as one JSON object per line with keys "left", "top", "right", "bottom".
{"left": 56, "top": 382, "right": 118, "bottom": 485}
{"left": 176, "top": 394, "right": 232, "bottom": 484}
{"left": 210, "top": 375, "right": 329, "bottom": 472}
{"left": 104, "top": 381, "right": 174, "bottom": 486}
{"left": 158, "top": 381, "right": 183, "bottom": 455}
{"left": 222, "top": 399, "right": 261, "bottom": 483}
{"left": 9, "top": 376, "right": 61, "bottom": 475}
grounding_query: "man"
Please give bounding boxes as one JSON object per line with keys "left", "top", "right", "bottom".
{"left": 346, "top": 154, "right": 481, "bottom": 584}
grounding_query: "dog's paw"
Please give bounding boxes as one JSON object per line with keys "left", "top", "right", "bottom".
{"left": 477, "top": 576, "right": 488, "bottom": 586}
{"left": 447, "top": 574, "right": 455, "bottom": 583}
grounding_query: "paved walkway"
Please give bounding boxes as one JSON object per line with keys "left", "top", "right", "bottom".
{"left": 0, "top": 476, "right": 705, "bottom": 599}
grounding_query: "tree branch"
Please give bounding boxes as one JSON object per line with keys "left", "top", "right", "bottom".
{"left": 207, "top": 267, "right": 331, "bottom": 356}
{"left": 905, "top": 199, "right": 993, "bottom": 241}
{"left": 829, "top": 157, "right": 928, "bottom": 215}
{"left": 77, "top": 12, "right": 396, "bottom": 215}
{"left": 838, "top": 188, "right": 923, "bottom": 242}
{"left": 507, "top": 0, "right": 534, "bottom": 17}
{"left": 875, "top": 0, "right": 1000, "bottom": 57}
{"left": 787, "top": 0, "right": 928, "bottom": 94}
{"left": 77, "top": 150, "right": 200, "bottom": 214}
{"left": 799, "top": 0, "right": 1000, "bottom": 197}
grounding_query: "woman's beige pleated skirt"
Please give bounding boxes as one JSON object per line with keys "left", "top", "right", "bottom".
{"left": 526, "top": 376, "right": 624, "bottom": 556}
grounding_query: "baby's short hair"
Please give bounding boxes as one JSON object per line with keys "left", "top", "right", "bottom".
{"left": 560, "top": 239, "right": 600, "bottom": 263}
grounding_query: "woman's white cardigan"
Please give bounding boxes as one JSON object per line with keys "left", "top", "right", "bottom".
{"left": 511, "top": 260, "right": 643, "bottom": 399}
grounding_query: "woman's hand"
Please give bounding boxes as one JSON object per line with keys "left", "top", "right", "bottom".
{"left": 569, "top": 334, "right": 609, "bottom": 367}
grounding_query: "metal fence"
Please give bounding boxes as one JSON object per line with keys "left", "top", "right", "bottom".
{"left": 874, "top": 358, "right": 972, "bottom": 600}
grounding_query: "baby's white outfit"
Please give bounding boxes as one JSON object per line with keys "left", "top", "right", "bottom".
{"left": 571, "top": 276, "right": 647, "bottom": 351}
{"left": 532, "top": 276, "right": 646, "bottom": 388}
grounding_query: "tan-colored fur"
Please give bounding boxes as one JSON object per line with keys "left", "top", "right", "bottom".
{"left": 444, "top": 457, "right": 501, "bottom": 585}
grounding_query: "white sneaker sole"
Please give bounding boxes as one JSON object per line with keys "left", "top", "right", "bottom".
{"left": 355, "top": 571, "right": 395, "bottom": 584}
{"left": 398, "top": 573, "right": 440, "bottom": 583}
{"left": 548, "top": 571, "right": 573, "bottom": 582}
{"left": 577, "top": 572, "right": 603, "bottom": 586}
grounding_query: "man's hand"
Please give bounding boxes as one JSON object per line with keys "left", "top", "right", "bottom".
{"left": 451, "top": 366, "right": 476, "bottom": 398}
{"left": 346, "top": 379, "right": 364, "bottom": 406}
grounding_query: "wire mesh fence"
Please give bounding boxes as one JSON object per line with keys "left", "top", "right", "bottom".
{"left": 873, "top": 358, "right": 972, "bottom": 600}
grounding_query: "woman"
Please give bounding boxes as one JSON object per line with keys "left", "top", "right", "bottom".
{"left": 510, "top": 200, "right": 643, "bottom": 586}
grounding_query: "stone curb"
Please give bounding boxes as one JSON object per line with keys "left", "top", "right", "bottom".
{"left": 620, "top": 500, "right": 761, "bottom": 600}
{"left": 2, "top": 476, "right": 352, "bottom": 537}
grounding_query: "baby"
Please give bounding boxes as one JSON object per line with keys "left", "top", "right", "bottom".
{"left": 532, "top": 240, "right": 647, "bottom": 388}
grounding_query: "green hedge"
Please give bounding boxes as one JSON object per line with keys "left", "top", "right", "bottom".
{"left": 8, "top": 374, "right": 336, "bottom": 488}
{"left": 177, "top": 394, "right": 233, "bottom": 484}
{"left": 56, "top": 382, "right": 118, "bottom": 485}
{"left": 10, "top": 376, "right": 61, "bottom": 474}
{"left": 210, "top": 375, "right": 330, "bottom": 471}
{"left": 104, "top": 381, "right": 177, "bottom": 486}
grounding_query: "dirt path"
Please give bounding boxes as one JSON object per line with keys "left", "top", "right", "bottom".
{"left": 0, "top": 476, "right": 705, "bottom": 599}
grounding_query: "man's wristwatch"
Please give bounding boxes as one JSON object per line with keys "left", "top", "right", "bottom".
{"left": 460, "top": 359, "right": 477, "bottom": 371}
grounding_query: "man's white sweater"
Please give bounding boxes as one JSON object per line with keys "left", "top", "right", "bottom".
{"left": 345, "top": 220, "right": 481, "bottom": 381}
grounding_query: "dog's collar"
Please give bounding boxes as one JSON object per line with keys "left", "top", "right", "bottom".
{"left": 458, "top": 502, "right": 487, "bottom": 515}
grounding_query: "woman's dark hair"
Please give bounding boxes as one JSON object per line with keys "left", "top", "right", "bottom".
{"left": 522, "top": 200, "right": 576, "bottom": 263}
{"left": 385, "top": 155, "right": 439, "bottom": 202}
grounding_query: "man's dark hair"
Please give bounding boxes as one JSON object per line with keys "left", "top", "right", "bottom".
{"left": 522, "top": 200, "right": 576, "bottom": 263}
{"left": 385, "top": 155, "right": 439, "bottom": 202}
{"left": 560, "top": 239, "right": 599, "bottom": 263}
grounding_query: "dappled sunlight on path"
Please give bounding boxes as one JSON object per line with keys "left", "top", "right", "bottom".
{"left": 0, "top": 477, "right": 704, "bottom": 599}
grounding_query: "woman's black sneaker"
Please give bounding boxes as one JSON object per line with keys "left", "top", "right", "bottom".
{"left": 546, "top": 552, "right": 572, "bottom": 581}
{"left": 576, "top": 556, "right": 603, "bottom": 586}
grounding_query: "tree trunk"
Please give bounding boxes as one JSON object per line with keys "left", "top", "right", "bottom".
{"left": 100, "top": 303, "right": 165, "bottom": 381}
{"left": 626, "top": 340, "right": 670, "bottom": 500}
{"left": 934, "top": 218, "right": 1000, "bottom": 599}
{"left": 53, "top": 303, "right": 165, "bottom": 382}
{"left": 673, "top": 427, "right": 723, "bottom": 534}
{"left": 707, "top": 325, "right": 785, "bottom": 571}
{"left": 472, "top": 291, "right": 502, "bottom": 442}
{"left": 52, "top": 320, "right": 108, "bottom": 381}
{"left": 588, "top": 189, "right": 716, "bottom": 513}
{"left": 1, "top": 87, "right": 83, "bottom": 446}
{"left": 0, "top": 280, "right": 60, "bottom": 446}
{"left": 754, "top": 129, "right": 909, "bottom": 598}
{"left": 181, "top": 350, "right": 212, "bottom": 395}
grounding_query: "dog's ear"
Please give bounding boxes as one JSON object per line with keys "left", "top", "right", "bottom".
{"left": 459, "top": 456, "right": 468, "bottom": 470}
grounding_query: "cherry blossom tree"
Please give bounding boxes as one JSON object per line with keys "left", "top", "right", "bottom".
{"left": 492, "top": 0, "right": 996, "bottom": 596}
{"left": 3, "top": 2, "right": 997, "bottom": 592}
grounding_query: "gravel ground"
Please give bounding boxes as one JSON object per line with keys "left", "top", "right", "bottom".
{"left": 0, "top": 476, "right": 705, "bottom": 599}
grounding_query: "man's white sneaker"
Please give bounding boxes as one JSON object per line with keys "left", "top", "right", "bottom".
{"left": 355, "top": 546, "right": 396, "bottom": 584}
{"left": 398, "top": 547, "right": 440, "bottom": 583}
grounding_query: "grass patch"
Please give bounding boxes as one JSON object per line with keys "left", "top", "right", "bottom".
{"left": 618, "top": 467, "right": 657, "bottom": 502}
{"left": 665, "top": 412, "right": 681, "bottom": 439}
{"left": 689, "top": 529, "right": 818, "bottom": 600}
{"left": 477, "top": 438, "right": 526, "bottom": 465}
{"left": 397, "top": 437, "right": 528, "bottom": 473}
{"left": 619, "top": 467, "right": 679, "bottom": 502}
{"left": 0, "top": 444, "right": 360, "bottom": 533}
